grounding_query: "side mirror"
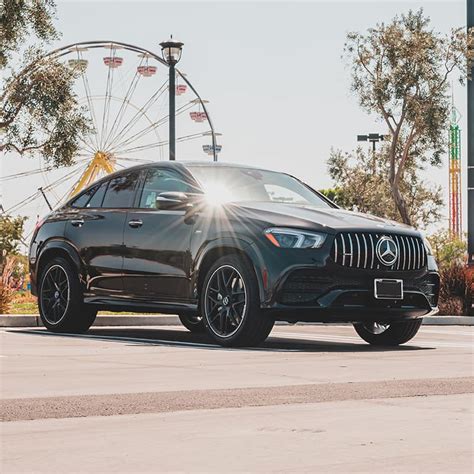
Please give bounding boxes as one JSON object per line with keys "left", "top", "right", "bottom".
{"left": 156, "top": 192, "right": 190, "bottom": 210}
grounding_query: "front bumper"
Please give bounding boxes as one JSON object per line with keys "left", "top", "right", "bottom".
{"left": 253, "top": 240, "right": 439, "bottom": 323}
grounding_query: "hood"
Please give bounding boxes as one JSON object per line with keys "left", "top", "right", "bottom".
{"left": 227, "top": 201, "right": 418, "bottom": 236}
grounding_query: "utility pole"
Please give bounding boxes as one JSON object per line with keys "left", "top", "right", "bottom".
{"left": 467, "top": 0, "right": 473, "bottom": 315}
{"left": 38, "top": 187, "right": 53, "bottom": 211}
{"left": 467, "top": 0, "right": 474, "bottom": 266}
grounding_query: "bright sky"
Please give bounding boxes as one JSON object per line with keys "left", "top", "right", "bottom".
{"left": 1, "top": 0, "right": 470, "bottom": 240}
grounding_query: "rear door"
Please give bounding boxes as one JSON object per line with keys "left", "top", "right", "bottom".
{"left": 64, "top": 170, "right": 140, "bottom": 296}
{"left": 122, "top": 167, "right": 198, "bottom": 301}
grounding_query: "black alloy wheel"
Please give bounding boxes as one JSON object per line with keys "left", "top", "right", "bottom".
{"left": 201, "top": 255, "right": 274, "bottom": 347}
{"left": 353, "top": 319, "right": 423, "bottom": 346}
{"left": 39, "top": 257, "right": 97, "bottom": 333}
{"left": 40, "top": 264, "right": 70, "bottom": 325}
{"left": 204, "top": 264, "right": 247, "bottom": 338}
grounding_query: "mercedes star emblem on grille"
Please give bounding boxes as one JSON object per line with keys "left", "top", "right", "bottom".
{"left": 376, "top": 236, "right": 398, "bottom": 266}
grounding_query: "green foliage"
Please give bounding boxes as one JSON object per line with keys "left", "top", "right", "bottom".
{"left": 326, "top": 146, "right": 442, "bottom": 228}
{"left": 0, "top": 215, "right": 27, "bottom": 265}
{"left": 344, "top": 9, "right": 474, "bottom": 225}
{"left": 0, "top": 0, "right": 58, "bottom": 68}
{"left": 318, "top": 188, "right": 350, "bottom": 208}
{"left": 427, "top": 230, "right": 466, "bottom": 269}
{"left": 0, "top": 1, "right": 90, "bottom": 167}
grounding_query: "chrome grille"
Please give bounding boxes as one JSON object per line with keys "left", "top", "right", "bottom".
{"left": 331, "top": 232, "right": 426, "bottom": 271}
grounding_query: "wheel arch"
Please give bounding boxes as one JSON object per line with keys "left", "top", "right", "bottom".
{"left": 37, "top": 240, "right": 84, "bottom": 287}
{"left": 193, "top": 239, "right": 266, "bottom": 305}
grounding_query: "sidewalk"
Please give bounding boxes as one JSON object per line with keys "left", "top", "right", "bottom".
{"left": 1, "top": 314, "right": 472, "bottom": 327}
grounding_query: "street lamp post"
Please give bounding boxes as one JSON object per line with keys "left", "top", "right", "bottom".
{"left": 357, "top": 133, "right": 386, "bottom": 153}
{"left": 160, "top": 37, "right": 184, "bottom": 161}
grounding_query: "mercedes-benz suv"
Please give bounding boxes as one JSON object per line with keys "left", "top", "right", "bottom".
{"left": 29, "top": 162, "right": 439, "bottom": 347}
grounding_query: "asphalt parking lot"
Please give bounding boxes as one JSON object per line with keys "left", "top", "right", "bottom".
{"left": 1, "top": 324, "right": 473, "bottom": 472}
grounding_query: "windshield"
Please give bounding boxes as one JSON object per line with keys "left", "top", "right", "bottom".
{"left": 188, "top": 166, "right": 332, "bottom": 208}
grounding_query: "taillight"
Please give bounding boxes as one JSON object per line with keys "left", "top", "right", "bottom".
{"left": 34, "top": 217, "right": 46, "bottom": 235}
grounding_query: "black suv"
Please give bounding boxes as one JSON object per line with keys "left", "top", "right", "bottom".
{"left": 29, "top": 162, "right": 439, "bottom": 347}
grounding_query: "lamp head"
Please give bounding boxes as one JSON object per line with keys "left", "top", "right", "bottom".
{"left": 160, "top": 36, "right": 184, "bottom": 65}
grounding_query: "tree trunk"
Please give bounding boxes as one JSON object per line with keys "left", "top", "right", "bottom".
{"left": 390, "top": 182, "right": 412, "bottom": 225}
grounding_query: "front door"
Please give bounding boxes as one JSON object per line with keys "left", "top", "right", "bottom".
{"left": 123, "top": 167, "right": 197, "bottom": 301}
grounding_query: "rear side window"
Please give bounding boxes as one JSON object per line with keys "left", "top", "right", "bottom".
{"left": 87, "top": 181, "right": 108, "bottom": 208}
{"left": 70, "top": 185, "right": 98, "bottom": 208}
{"left": 101, "top": 172, "right": 140, "bottom": 208}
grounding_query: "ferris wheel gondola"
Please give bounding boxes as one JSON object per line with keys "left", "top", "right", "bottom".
{"left": 137, "top": 65, "right": 157, "bottom": 77}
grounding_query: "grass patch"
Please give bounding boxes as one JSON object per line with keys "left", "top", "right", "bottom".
{"left": 6, "top": 291, "right": 158, "bottom": 316}
{"left": 9, "top": 291, "right": 37, "bottom": 314}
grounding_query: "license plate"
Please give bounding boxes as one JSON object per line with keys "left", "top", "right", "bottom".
{"left": 374, "top": 279, "right": 403, "bottom": 300}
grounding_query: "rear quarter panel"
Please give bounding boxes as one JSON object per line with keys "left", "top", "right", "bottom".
{"left": 29, "top": 212, "right": 68, "bottom": 294}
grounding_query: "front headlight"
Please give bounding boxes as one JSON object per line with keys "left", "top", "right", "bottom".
{"left": 264, "top": 227, "right": 327, "bottom": 249}
{"left": 423, "top": 237, "right": 433, "bottom": 255}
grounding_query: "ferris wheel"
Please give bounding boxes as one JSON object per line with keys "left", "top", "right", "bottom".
{"left": 1, "top": 40, "right": 221, "bottom": 241}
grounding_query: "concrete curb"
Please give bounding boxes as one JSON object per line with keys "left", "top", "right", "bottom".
{"left": 422, "top": 316, "right": 474, "bottom": 326}
{"left": 0, "top": 314, "right": 472, "bottom": 327}
{"left": 0, "top": 314, "right": 181, "bottom": 327}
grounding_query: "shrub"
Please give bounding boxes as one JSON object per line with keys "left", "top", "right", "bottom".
{"left": 438, "top": 264, "right": 473, "bottom": 316}
{"left": 428, "top": 230, "right": 466, "bottom": 268}
{"left": 0, "top": 257, "right": 17, "bottom": 314}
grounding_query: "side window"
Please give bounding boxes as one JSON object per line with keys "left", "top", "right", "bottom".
{"left": 139, "top": 168, "right": 194, "bottom": 209}
{"left": 70, "top": 185, "right": 98, "bottom": 208}
{"left": 101, "top": 172, "right": 140, "bottom": 208}
{"left": 86, "top": 181, "right": 108, "bottom": 208}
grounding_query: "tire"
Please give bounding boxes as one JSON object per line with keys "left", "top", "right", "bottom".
{"left": 38, "top": 257, "right": 97, "bottom": 333}
{"left": 353, "top": 319, "right": 423, "bottom": 346}
{"left": 178, "top": 313, "right": 205, "bottom": 333}
{"left": 200, "top": 254, "right": 274, "bottom": 347}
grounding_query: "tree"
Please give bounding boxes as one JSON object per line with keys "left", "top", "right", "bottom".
{"left": 325, "top": 147, "right": 443, "bottom": 228}
{"left": 344, "top": 9, "right": 474, "bottom": 225}
{"left": 0, "top": 0, "right": 57, "bottom": 68}
{"left": 0, "top": 216, "right": 27, "bottom": 266}
{"left": 0, "top": 0, "right": 90, "bottom": 167}
{"left": 318, "top": 187, "right": 351, "bottom": 208}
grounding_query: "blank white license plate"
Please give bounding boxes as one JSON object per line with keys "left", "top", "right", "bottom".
{"left": 374, "top": 279, "right": 403, "bottom": 300}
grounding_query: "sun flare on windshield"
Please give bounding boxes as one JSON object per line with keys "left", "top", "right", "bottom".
{"left": 189, "top": 165, "right": 331, "bottom": 209}
{"left": 203, "top": 181, "right": 233, "bottom": 206}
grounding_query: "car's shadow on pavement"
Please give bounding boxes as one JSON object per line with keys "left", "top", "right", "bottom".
{"left": 10, "top": 327, "right": 433, "bottom": 353}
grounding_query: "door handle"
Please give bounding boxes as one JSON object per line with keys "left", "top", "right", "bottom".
{"left": 71, "top": 219, "right": 84, "bottom": 227}
{"left": 128, "top": 219, "right": 143, "bottom": 228}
